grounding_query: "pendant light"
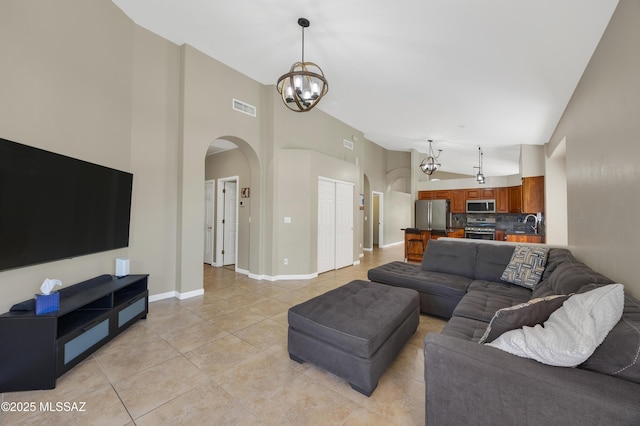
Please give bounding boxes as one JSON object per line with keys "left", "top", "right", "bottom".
{"left": 276, "top": 18, "right": 329, "bottom": 112}
{"left": 419, "top": 140, "right": 442, "bottom": 175}
{"left": 474, "top": 147, "right": 485, "bottom": 184}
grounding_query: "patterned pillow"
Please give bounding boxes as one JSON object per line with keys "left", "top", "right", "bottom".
{"left": 478, "top": 294, "right": 569, "bottom": 344}
{"left": 501, "top": 245, "right": 550, "bottom": 288}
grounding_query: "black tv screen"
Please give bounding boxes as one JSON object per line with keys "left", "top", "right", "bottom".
{"left": 0, "top": 138, "right": 133, "bottom": 271}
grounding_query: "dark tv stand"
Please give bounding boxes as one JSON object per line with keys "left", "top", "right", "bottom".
{"left": 0, "top": 274, "right": 148, "bottom": 392}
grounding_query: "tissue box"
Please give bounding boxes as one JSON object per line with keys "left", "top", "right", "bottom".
{"left": 35, "top": 292, "right": 59, "bottom": 315}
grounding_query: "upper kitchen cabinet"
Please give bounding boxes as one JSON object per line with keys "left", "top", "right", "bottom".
{"left": 465, "top": 188, "right": 495, "bottom": 200}
{"left": 496, "top": 187, "right": 509, "bottom": 213}
{"left": 522, "top": 176, "right": 545, "bottom": 213}
{"left": 418, "top": 191, "right": 434, "bottom": 200}
{"left": 508, "top": 186, "right": 522, "bottom": 213}
{"left": 451, "top": 190, "right": 466, "bottom": 213}
{"left": 418, "top": 190, "right": 450, "bottom": 200}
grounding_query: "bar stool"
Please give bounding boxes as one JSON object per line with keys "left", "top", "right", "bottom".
{"left": 404, "top": 228, "right": 424, "bottom": 262}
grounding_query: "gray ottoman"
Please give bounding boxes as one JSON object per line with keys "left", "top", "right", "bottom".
{"left": 288, "top": 280, "right": 420, "bottom": 396}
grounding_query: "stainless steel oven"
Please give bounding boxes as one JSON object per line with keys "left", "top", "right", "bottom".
{"left": 464, "top": 229, "right": 496, "bottom": 240}
{"left": 464, "top": 217, "right": 496, "bottom": 240}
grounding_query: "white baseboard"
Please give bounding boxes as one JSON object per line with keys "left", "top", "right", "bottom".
{"left": 363, "top": 247, "right": 373, "bottom": 252}
{"left": 249, "top": 272, "right": 319, "bottom": 281}
{"left": 149, "top": 288, "right": 204, "bottom": 302}
{"left": 148, "top": 291, "right": 176, "bottom": 302}
{"left": 177, "top": 288, "right": 204, "bottom": 299}
{"left": 380, "top": 240, "right": 404, "bottom": 248}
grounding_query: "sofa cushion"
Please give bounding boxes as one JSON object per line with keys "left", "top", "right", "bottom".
{"left": 580, "top": 292, "right": 640, "bottom": 385}
{"left": 501, "top": 245, "right": 549, "bottom": 289}
{"left": 545, "top": 256, "right": 615, "bottom": 296}
{"left": 478, "top": 294, "right": 570, "bottom": 344}
{"left": 452, "top": 286, "right": 531, "bottom": 323}
{"left": 474, "top": 244, "right": 515, "bottom": 282}
{"left": 486, "top": 284, "right": 624, "bottom": 367}
{"left": 440, "top": 316, "right": 489, "bottom": 342}
{"left": 421, "top": 239, "right": 477, "bottom": 279}
{"left": 368, "top": 261, "right": 472, "bottom": 297}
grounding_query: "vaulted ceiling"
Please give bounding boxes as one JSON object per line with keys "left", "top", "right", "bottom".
{"left": 112, "top": 0, "right": 618, "bottom": 176}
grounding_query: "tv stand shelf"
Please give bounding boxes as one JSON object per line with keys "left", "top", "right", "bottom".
{"left": 0, "top": 274, "right": 148, "bottom": 392}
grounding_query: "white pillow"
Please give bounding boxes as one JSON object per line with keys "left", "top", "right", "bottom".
{"left": 486, "top": 283, "right": 624, "bottom": 367}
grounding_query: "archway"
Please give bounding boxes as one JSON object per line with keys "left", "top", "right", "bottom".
{"left": 203, "top": 136, "right": 261, "bottom": 277}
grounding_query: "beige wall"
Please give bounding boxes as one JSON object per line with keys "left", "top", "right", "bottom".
{"left": 363, "top": 140, "right": 412, "bottom": 248}
{"left": 0, "top": 0, "right": 137, "bottom": 312}
{"left": 548, "top": 0, "right": 640, "bottom": 297}
{"left": 129, "top": 25, "right": 181, "bottom": 297}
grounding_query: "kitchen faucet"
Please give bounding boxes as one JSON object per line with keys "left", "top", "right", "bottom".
{"left": 524, "top": 214, "right": 538, "bottom": 234}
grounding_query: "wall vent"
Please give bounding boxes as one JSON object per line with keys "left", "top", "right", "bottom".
{"left": 343, "top": 139, "right": 354, "bottom": 150}
{"left": 232, "top": 99, "right": 257, "bottom": 117}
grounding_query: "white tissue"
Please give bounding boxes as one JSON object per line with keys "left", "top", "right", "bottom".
{"left": 40, "top": 278, "right": 62, "bottom": 295}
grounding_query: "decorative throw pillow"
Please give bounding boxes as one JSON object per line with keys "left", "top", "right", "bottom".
{"left": 501, "top": 245, "right": 550, "bottom": 289}
{"left": 486, "top": 284, "right": 624, "bottom": 367}
{"left": 478, "top": 294, "right": 569, "bottom": 344}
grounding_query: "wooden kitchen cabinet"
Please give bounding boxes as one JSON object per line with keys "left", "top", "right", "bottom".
{"left": 451, "top": 190, "right": 466, "bottom": 213}
{"left": 465, "top": 189, "right": 481, "bottom": 199}
{"left": 495, "top": 230, "right": 506, "bottom": 241}
{"left": 508, "top": 185, "right": 522, "bottom": 213}
{"left": 506, "top": 234, "right": 545, "bottom": 243}
{"left": 522, "top": 176, "right": 545, "bottom": 213}
{"left": 434, "top": 190, "right": 450, "bottom": 200}
{"left": 447, "top": 228, "right": 465, "bottom": 238}
{"left": 418, "top": 190, "right": 450, "bottom": 200}
{"left": 465, "top": 188, "right": 495, "bottom": 200}
{"left": 496, "top": 187, "right": 508, "bottom": 213}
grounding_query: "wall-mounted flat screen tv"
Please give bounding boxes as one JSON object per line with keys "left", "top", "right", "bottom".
{"left": 0, "top": 137, "right": 133, "bottom": 271}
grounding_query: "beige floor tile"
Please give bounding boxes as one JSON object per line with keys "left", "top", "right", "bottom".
{"left": 342, "top": 407, "right": 398, "bottom": 426}
{"left": 184, "top": 333, "right": 262, "bottom": 380}
{"left": 3, "top": 385, "right": 132, "bottom": 426}
{"left": 245, "top": 298, "right": 291, "bottom": 318}
{"left": 233, "top": 318, "right": 289, "bottom": 351}
{"left": 215, "top": 351, "right": 303, "bottom": 407}
{"left": 134, "top": 381, "right": 259, "bottom": 426}
{"left": 161, "top": 318, "right": 229, "bottom": 353}
{"left": 209, "top": 309, "right": 267, "bottom": 333}
{"left": 113, "top": 355, "right": 211, "bottom": 419}
{"left": 94, "top": 337, "right": 181, "bottom": 383}
{"left": 249, "top": 373, "right": 361, "bottom": 426}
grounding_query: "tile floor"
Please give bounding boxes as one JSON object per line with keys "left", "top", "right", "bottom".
{"left": 1, "top": 245, "right": 446, "bottom": 425}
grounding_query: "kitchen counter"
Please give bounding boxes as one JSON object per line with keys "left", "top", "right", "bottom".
{"left": 504, "top": 232, "right": 545, "bottom": 243}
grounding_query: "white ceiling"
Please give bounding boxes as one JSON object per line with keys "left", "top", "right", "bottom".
{"left": 112, "top": 0, "right": 618, "bottom": 177}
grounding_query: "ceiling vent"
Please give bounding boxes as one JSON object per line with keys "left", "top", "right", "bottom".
{"left": 232, "top": 99, "right": 256, "bottom": 117}
{"left": 343, "top": 139, "right": 354, "bottom": 150}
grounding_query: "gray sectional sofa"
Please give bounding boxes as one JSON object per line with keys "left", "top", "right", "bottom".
{"left": 367, "top": 238, "right": 640, "bottom": 425}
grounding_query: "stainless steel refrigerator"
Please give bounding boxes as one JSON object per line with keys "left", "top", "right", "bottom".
{"left": 415, "top": 199, "right": 450, "bottom": 231}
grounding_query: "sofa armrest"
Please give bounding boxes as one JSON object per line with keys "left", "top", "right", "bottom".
{"left": 424, "top": 333, "right": 640, "bottom": 425}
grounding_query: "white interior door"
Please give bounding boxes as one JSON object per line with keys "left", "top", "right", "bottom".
{"left": 318, "top": 178, "right": 353, "bottom": 273}
{"left": 204, "top": 180, "right": 214, "bottom": 265}
{"left": 317, "top": 179, "right": 336, "bottom": 273}
{"left": 335, "top": 182, "right": 354, "bottom": 269}
{"left": 223, "top": 181, "right": 237, "bottom": 266}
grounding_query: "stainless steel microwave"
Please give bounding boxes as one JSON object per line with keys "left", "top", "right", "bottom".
{"left": 466, "top": 199, "right": 496, "bottom": 213}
